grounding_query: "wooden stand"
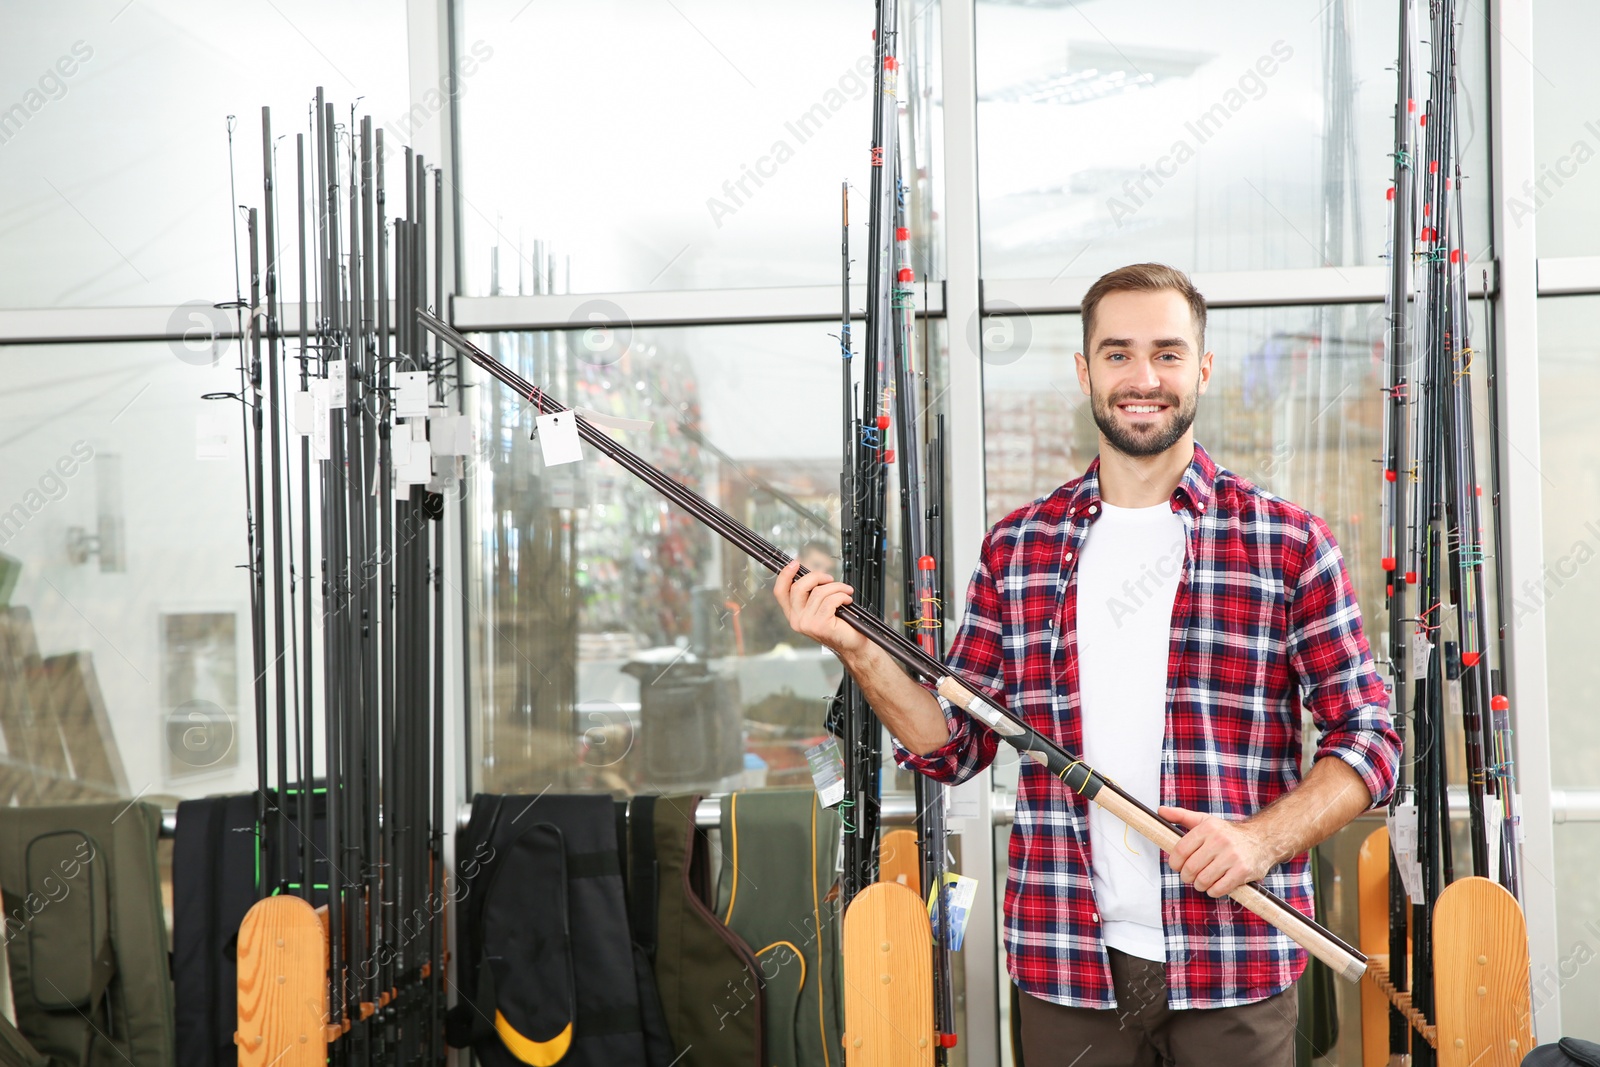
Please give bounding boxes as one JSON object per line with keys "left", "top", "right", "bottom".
{"left": 1433, "top": 877, "right": 1532, "bottom": 1066}
{"left": 842, "top": 882, "right": 934, "bottom": 1067}
{"left": 877, "top": 827, "right": 921, "bottom": 896}
{"left": 1356, "top": 827, "right": 1532, "bottom": 1067}
{"left": 1359, "top": 827, "right": 1409, "bottom": 1066}
{"left": 235, "top": 895, "right": 335, "bottom": 1066}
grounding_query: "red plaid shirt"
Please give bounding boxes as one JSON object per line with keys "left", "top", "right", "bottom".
{"left": 896, "top": 444, "right": 1399, "bottom": 1010}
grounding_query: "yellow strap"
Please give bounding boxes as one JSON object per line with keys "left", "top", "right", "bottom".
{"left": 813, "top": 797, "right": 831, "bottom": 1067}
{"left": 494, "top": 1012, "right": 573, "bottom": 1066}
{"left": 1057, "top": 760, "right": 1094, "bottom": 795}
{"left": 723, "top": 792, "right": 741, "bottom": 922}
{"left": 756, "top": 939, "right": 808, "bottom": 993}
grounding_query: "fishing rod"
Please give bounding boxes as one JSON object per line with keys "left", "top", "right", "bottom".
{"left": 345, "top": 107, "right": 373, "bottom": 1065}
{"left": 296, "top": 128, "right": 317, "bottom": 910}
{"left": 1479, "top": 268, "right": 1521, "bottom": 899}
{"left": 683, "top": 424, "right": 831, "bottom": 532}
{"left": 1407, "top": 8, "right": 1451, "bottom": 1054}
{"left": 428, "top": 162, "right": 448, "bottom": 1067}
{"left": 417, "top": 308, "right": 1370, "bottom": 983}
{"left": 375, "top": 126, "right": 399, "bottom": 1056}
{"left": 312, "top": 86, "right": 350, "bottom": 1053}
{"left": 833, "top": 178, "right": 878, "bottom": 897}
{"left": 262, "top": 107, "right": 293, "bottom": 895}
{"left": 1430, "top": 3, "right": 1493, "bottom": 884}
{"left": 1379, "top": 0, "right": 1417, "bottom": 1056}
{"left": 1398, "top": 5, "right": 1488, "bottom": 1057}
{"left": 888, "top": 170, "right": 956, "bottom": 1056}
{"left": 245, "top": 206, "right": 272, "bottom": 895}
{"left": 838, "top": 0, "right": 903, "bottom": 906}
{"left": 215, "top": 125, "right": 272, "bottom": 895}
{"left": 227, "top": 90, "right": 452, "bottom": 1064}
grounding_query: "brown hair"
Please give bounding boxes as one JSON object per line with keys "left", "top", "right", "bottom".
{"left": 1080, "top": 263, "right": 1207, "bottom": 354}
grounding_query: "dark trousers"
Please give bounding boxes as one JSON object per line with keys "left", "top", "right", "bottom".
{"left": 1017, "top": 948, "right": 1299, "bottom": 1067}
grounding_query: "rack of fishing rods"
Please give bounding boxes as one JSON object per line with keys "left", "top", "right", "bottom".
{"left": 1378, "top": 0, "right": 1522, "bottom": 1060}
{"left": 825, "top": 0, "right": 957, "bottom": 1052}
{"left": 219, "top": 91, "right": 453, "bottom": 1065}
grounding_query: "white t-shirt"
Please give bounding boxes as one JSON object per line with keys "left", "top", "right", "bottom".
{"left": 1074, "top": 500, "right": 1187, "bottom": 962}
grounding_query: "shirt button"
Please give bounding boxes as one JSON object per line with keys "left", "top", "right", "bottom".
{"left": 1064, "top": 551, "right": 1074, "bottom": 562}
{"left": 1091, "top": 912, "right": 1100, "bottom": 923}
{"left": 1088, "top": 505, "right": 1098, "bottom": 514}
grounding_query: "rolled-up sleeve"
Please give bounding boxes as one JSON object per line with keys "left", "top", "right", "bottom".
{"left": 1288, "top": 516, "right": 1401, "bottom": 806}
{"left": 892, "top": 538, "right": 1006, "bottom": 786}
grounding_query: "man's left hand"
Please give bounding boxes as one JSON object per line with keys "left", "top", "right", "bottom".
{"left": 1157, "top": 806, "right": 1279, "bottom": 898}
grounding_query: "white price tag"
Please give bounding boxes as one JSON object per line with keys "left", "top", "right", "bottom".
{"left": 805, "top": 738, "right": 846, "bottom": 809}
{"left": 396, "top": 371, "right": 429, "bottom": 418}
{"left": 310, "top": 380, "right": 331, "bottom": 461}
{"left": 1411, "top": 632, "right": 1432, "bottom": 677}
{"left": 535, "top": 411, "right": 583, "bottom": 466}
{"left": 1386, "top": 802, "right": 1424, "bottom": 905}
{"left": 328, "top": 360, "right": 348, "bottom": 408}
{"left": 427, "top": 414, "right": 472, "bottom": 456}
{"left": 291, "top": 391, "right": 315, "bottom": 436}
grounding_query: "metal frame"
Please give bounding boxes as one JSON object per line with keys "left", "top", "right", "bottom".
{"left": 938, "top": 0, "right": 1003, "bottom": 1060}
{"left": 1487, "top": 0, "right": 1560, "bottom": 1037}
{"left": 47, "top": 256, "right": 1600, "bottom": 343}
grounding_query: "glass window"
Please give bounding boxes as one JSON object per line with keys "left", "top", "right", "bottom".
{"left": 983, "top": 305, "right": 1391, "bottom": 610}
{"left": 1532, "top": 0, "right": 1600, "bottom": 257}
{"left": 456, "top": 0, "right": 944, "bottom": 295}
{"left": 1550, "top": 823, "right": 1600, "bottom": 1041}
{"left": 0, "top": 342, "right": 258, "bottom": 801}
{"left": 975, "top": 0, "right": 1490, "bottom": 279}
{"left": 460, "top": 319, "right": 949, "bottom": 797}
{"left": 1536, "top": 295, "right": 1600, "bottom": 790}
{"left": 0, "top": 2, "right": 410, "bottom": 309}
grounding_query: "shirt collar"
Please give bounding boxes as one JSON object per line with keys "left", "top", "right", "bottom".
{"left": 1065, "top": 442, "right": 1217, "bottom": 519}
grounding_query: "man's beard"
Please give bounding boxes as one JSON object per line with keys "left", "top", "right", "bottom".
{"left": 1090, "top": 384, "right": 1199, "bottom": 458}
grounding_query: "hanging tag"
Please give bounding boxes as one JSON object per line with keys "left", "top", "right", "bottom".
{"left": 396, "top": 371, "right": 430, "bottom": 418}
{"left": 310, "top": 381, "right": 331, "bottom": 461}
{"left": 1386, "top": 802, "right": 1424, "bottom": 905}
{"left": 328, "top": 360, "right": 348, "bottom": 408}
{"left": 928, "top": 873, "right": 978, "bottom": 951}
{"left": 805, "top": 737, "right": 847, "bottom": 809}
{"left": 291, "top": 391, "right": 315, "bottom": 436}
{"left": 396, "top": 428, "right": 433, "bottom": 487}
{"left": 1410, "top": 631, "right": 1432, "bottom": 677}
{"left": 535, "top": 411, "right": 583, "bottom": 466}
{"left": 428, "top": 460, "right": 457, "bottom": 494}
{"left": 430, "top": 414, "right": 461, "bottom": 455}
{"left": 433, "top": 413, "right": 472, "bottom": 456}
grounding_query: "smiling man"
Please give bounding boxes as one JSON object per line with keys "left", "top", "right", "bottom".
{"left": 774, "top": 263, "right": 1399, "bottom": 1066}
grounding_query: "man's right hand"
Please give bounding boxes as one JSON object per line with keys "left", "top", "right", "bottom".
{"left": 772, "top": 558, "right": 868, "bottom": 656}
{"left": 773, "top": 558, "right": 953, "bottom": 755}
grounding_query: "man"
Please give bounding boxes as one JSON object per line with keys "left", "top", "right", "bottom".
{"left": 773, "top": 263, "right": 1399, "bottom": 1065}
